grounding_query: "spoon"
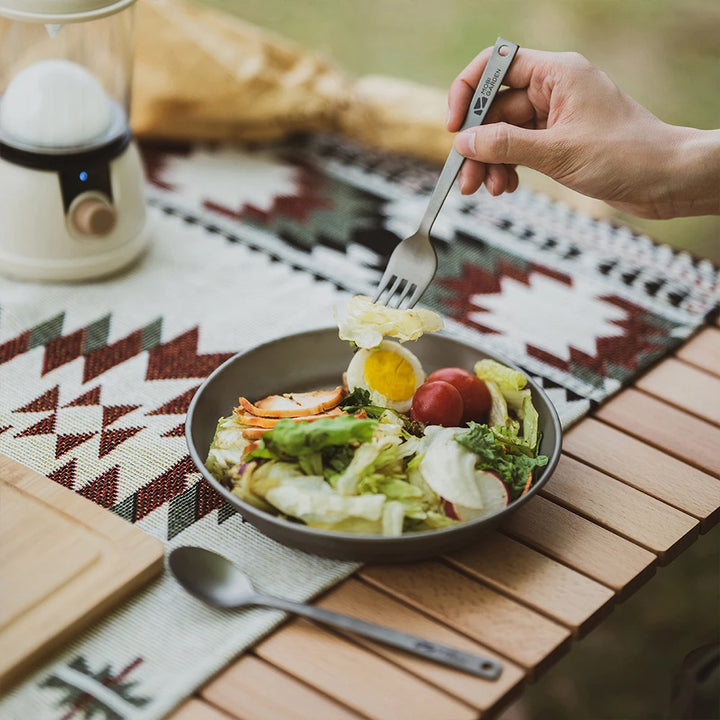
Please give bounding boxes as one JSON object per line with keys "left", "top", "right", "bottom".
{"left": 169, "top": 546, "right": 503, "bottom": 680}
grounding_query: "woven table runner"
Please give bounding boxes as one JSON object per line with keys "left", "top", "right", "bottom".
{"left": 1, "top": 134, "right": 718, "bottom": 720}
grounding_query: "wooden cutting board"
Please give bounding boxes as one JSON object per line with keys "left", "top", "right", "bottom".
{"left": 0, "top": 454, "right": 165, "bottom": 692}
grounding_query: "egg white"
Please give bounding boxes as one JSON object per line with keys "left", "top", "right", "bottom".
{"left": 345, "top": 340, "right": 425, "bottom": 412}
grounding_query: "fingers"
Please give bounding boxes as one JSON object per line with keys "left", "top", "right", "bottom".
{"left": 450, "top": 87, "right": 537, "bottom": 132}
{"left": 447, "top": 47, "right": 551, "bottom": 130}
{"left": 485, "top": 164, "right": 519, "bottom": 196}
{"left": 484, "top": 88, "right": 536, "bottom": 126}
{"left": 458, "top": 159, "right": 486, "bottom": 194}
{"left": 458, "top": 160, "right": 519, "bottom": 196}
{"left": 447, "top": 47, "right": 493, "bottom": 131}
{"left": 506, "top": 166, "right": 519, "bottom": 193}
{"left": 454, "top": 122, "right": 553, "bottom": 171}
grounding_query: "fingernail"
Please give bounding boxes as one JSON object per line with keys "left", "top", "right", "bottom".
{"left": 445, "top": 108, "right": 451, "bottom": 128}
{"left": 456, "top": 130, "right": 476, "bottom": 156}
{"left": 458, "top": 175, "right": 466, "bottom": 194}
{"left": 487, "top": 177, "right": 496, "bottom": 195}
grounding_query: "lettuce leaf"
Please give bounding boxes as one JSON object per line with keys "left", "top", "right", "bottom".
{"left": 485, "top": 380, "right": 510, "bottom": 427}
{"left": 382, "top": 500, "right": 406, "bottom": 536}
{"left": 245, "top": 415, "right": 378, "bottom": 461}
{"left": 474, "top": 358, "right": 528, "bottom": 391}
{"left": 359, "top": 475, "right": 427, "bottom": 519}
{"left": 520, "top": 393, "right": 539, "bottom": 450}
{"left": 454, "top": 422, "right": 548, "bottom": 499}
{"left": 263, "top": 472, "right": 387, "bottom": 525}
{"left": 335, "top": 439, "right": 399, "bottom": 496}
{"left": 342, "top": 389, "right": 425, "bottom": 437}
{"left": 498, "top": 388, "right": 540, "bottom": 450}
{"left": 206, "top": 415, "right": 251, "bottom": 481}
{"left": 340, "top": 387, "right": 386, "bottom": 419}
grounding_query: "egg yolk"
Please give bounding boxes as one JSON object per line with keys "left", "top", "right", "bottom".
{"left": 363, "top": 350, "right": 416, "bottom": 401}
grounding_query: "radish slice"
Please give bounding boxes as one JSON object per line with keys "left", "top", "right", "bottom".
{"left": 446, "top": 472, "right": 510, "bottom": 522}
{"left": 442, "top": 499, "right": 461, "bottom": 520}
{"left": 449, "top": 502, "right": 487, "bottom": 523}
{"left": 477, "top": 470, "right": 510, "bottom": 514}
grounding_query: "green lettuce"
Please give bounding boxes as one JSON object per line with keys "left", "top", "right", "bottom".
{"left": 342, "top": 388, "right": 425, "bottom": 437}
{"left": 477, "top": 361, "right": 540, "bottom": 451}
{"left": 500, "top": 388, "right": 540, "bottom": 450}
{"left": 206, "top": 415, "right": 251, "bottom": 481}
{"left": 335, "top": 439, "right": 400, "bottom": 496}
{"left": 474, "top": 358, "right": 528, "bottom": 391}
{"left": 454, "top": 422, "right": 548, "bottom": 499}
{"left": 340, "top": 387, "right": 386, "bottom": 419}
{"left": 245, "top": 415, "right": 378, "bottom": 461}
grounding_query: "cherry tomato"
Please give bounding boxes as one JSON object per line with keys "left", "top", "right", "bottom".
{"left": 410, "top": 380, "right": 464, "bottom": 426}
{"left": 425, "top": 367, "right": 491, "bottom": 423}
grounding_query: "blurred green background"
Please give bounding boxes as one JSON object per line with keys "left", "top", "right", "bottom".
{"left": 197, "top": 0, "right": 719, "bottom": 265}
{"left": 191, "top": 2, "right": 719, "bottom": 718}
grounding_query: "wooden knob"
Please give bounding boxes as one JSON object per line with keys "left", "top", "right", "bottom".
{"left": 71, "top": 195, "right": 117, "bottom": 236}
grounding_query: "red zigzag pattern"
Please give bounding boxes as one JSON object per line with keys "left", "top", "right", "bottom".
{"left": 4, "top": 319, "right": 234, "bottom": 530}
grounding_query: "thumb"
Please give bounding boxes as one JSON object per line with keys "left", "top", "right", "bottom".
{"left": 454, "top": 123, "right": 557, "bottom": 173}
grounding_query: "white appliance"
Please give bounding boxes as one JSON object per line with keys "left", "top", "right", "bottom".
{"left": 0, "top": 0, "right": 149, "bottom": 281}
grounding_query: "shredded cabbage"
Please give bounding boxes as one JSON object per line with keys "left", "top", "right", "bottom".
{"left": 336, "top": 295, "right": 443, "bottom": 349}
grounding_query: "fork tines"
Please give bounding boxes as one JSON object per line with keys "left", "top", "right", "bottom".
{"left": 372, "top": 275, "right": 419, "bottom": 310}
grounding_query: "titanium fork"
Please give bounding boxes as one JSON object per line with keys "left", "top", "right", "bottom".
{"left": 372, "top": 37, "right": 519, "bottom": 309}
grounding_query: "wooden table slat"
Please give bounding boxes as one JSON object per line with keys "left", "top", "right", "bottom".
{"left": 202, "top": 655, "right": 364, "bottom": 720}
{"left": 317, "top": 578, "right": 526, "bottom": 713}
{"left": 635, "top": 357, "right": 720, "bottom": 426}
{"left": 360, "top": 561, "right": 571, "bottom": 675}
{"left": 564, "top": 418, "right": 720, "bottom": 531}
{"left": 446, "top": 533, "right": 615, "bottom": 636}
{"left": 676, "top": 327, "right": 720, "bottom": 377}
{"left": 256, "top": 620, "right": 478, "bottom": 720}
{"left": 168, "top": 698, "right": 236, "bottom": 720}
{"left": 541, "top": 455, "right": 699, "bottom": 561}
{"left": 501, "top": 495, "right": 656, "bottom": 596}
{"left": 595, "top": 388, "right": 720, "bottom": 477}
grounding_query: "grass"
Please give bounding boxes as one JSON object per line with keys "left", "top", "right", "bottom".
{"left": 196, "top": 0, "right": 719, "bottom": 265}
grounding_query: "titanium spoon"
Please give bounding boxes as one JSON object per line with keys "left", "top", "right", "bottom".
{"left": 169, "top": 545, "right": 503, "bottom": 680}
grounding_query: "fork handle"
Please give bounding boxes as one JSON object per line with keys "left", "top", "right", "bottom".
{"left": 418, "top": 37, "right": 519, "bottom": 236}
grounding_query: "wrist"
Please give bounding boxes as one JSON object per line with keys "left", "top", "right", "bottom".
{"left": 662, "top": 126, "right": 720, "bottom": 218}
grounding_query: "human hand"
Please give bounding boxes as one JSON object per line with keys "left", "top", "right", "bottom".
{"left": 448, "top": 48, "right": 720, "bottom": 219}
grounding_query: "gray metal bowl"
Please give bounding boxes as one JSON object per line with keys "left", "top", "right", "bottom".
{"left": 186, "top": 327, "right": 562, "bottom": 562}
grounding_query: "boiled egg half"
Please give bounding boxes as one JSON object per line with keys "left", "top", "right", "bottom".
{"left": 345, "top": 340, "right": 425, "bottom": 412}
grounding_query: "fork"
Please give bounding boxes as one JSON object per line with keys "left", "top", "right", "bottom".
{"left": 372, "top": 37, "right": 519, "bottom": 309}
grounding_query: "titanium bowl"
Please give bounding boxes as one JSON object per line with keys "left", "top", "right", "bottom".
{"left": 185, "top": 327, "right": 562, "bottom": 563}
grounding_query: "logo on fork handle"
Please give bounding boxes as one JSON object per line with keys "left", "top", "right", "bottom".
{"left": 473, "top": 66, "right": 504, "bottom": 115}
{"left": 473, "top": 95, "right": 489, "bottom": 113}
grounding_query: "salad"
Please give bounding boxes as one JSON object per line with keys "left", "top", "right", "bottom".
{"left": 206, "top": 296, "right": 548, "bottom": 536}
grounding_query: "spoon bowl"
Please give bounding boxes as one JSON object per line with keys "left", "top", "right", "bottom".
{"left": 169, "top": 545, "right": 256, "bottom": 608}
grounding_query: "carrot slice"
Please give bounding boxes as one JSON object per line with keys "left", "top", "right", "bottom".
{"left": 520, "top": 470, "right": 533, "bottom": 497}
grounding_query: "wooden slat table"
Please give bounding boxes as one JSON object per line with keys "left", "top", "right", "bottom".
{"left": 170, "top": 327, "right": 720, "bottom": 720}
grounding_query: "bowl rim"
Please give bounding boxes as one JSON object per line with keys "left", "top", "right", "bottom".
{"left": 185, "top": 326, "right": 563, "bottom": 544}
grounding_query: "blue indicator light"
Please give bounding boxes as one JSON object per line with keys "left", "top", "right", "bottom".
{"left": 79, "top": 171, "right": 88, "bottom": 182}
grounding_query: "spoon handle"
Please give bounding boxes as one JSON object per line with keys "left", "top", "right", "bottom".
{"left": 252, "top": 593, "right": 502, "bottom": 680}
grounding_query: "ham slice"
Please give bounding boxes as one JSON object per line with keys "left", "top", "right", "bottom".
{"left": 235, "top": 406, "right": 344, "bottom": 428}
{"left": 237, "top": 386, "right": 345, "bottom": 418}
